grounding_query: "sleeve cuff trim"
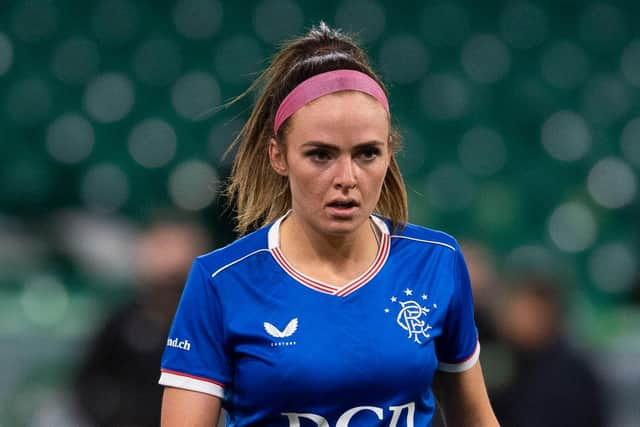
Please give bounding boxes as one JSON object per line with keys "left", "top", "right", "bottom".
{"left": 437, "top": 340, "right": 480, "bottom": 373}
{"left": 159, "top": 370, "right": 225, "bottom": 398}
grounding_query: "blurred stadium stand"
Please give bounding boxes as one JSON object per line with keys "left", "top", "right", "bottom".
{"left": 0, "top": 0, "right": 639, "bottom": 425}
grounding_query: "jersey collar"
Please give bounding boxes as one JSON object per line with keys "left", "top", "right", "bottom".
{"left": 267, "top": 212, "right": 390, "bottom": 297}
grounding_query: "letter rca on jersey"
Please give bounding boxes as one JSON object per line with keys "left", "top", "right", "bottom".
{"left": 282, "top": 401, "right": 416, "bottom": 426}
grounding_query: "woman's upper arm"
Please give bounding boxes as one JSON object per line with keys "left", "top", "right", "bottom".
{"left": 161, "top": 387, "right": 222, "bottom": 427}
{"left": 432, "top": 361, "right": 499, "bottom": 427}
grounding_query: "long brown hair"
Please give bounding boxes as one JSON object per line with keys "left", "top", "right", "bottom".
{"left": 225, "top": 22, "right": 408, "bottom": 235}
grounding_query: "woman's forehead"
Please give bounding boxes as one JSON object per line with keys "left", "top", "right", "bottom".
{"left": 287, "top": 94, "right": 390, "bottom": 144}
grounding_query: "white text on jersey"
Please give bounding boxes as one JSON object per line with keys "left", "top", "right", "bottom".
{"left": 166, "top": 337, "right": 191, "bottom": 351}
{"left": 282, "top": 401, "right": 415, "bottom": 426}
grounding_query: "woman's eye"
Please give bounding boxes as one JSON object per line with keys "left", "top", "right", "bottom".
{"left": 358, "top": 147, "right": 380, "bottom": 160}
{"left": 306, "top": 150, "right": 331, "bottom": 162}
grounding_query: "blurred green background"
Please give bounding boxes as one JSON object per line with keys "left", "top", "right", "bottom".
{"left": 0, "top": 0, "right": 639, "bottom": 425}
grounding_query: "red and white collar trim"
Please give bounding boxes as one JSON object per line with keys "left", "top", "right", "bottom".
{"left": 267, "top": 213, "right": 390, "bottom": 297}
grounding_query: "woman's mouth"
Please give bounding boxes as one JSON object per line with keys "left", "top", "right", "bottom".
{"left": 326, "top": 200, "right": 359, "bottom": 215}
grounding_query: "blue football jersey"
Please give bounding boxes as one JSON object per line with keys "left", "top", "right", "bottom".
{"left": 159, "top": 215, "right": 479, "bottom": 426}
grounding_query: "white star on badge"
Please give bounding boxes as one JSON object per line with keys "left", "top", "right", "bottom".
{"left": 404, "top": 288, "right": 413, "bottom": 296}
{"left": 421, "top": 294, "right": 428, "bottom": 300}
{"left": 390, "top": 296, "right": 397, "bottom": 302}
{"left": 384, "top": 308, "right": 390, "bottom": 313}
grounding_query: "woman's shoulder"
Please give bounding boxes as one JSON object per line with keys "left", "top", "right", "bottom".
{"left": 194, "top": 225, "right": 272, "bottom": 278}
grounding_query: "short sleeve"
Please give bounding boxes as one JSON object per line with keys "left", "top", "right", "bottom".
{"left": 435, "top": 246, "right": 480, "bottom": 373}
{"left": 159, "top": 258, "right": 230, "bottom": 397}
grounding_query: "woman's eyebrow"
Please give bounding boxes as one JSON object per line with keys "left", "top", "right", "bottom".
{"left": 300, "top": 140, "right": 385, "bottom": 149}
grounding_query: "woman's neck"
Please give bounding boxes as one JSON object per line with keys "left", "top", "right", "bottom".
{"left": 278, "top": 212, "right": 380, "bottom": 286}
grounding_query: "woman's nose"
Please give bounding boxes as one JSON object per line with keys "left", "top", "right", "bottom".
{"left": 334, "top": 157, "right": 357, "bottom": 189}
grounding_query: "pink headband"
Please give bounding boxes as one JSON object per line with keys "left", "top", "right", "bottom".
{"left": 273, "top": 69, "right": 389, "bottom": 135}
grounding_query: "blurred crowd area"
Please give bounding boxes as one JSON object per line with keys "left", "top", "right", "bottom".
{"left": 1, "top": 0, "right": 639, "bottom": 425}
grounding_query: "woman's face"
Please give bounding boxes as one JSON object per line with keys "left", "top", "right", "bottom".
{"left": 269, "top": 91, "right": 391, "bottom": 237}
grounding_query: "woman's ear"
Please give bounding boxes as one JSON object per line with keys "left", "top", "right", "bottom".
{"left": 268, "top": 138, "right": 288, "bottom": 176}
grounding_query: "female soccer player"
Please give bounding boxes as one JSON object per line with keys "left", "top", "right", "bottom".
{"left": 159, "top": 23, "right": 498, "bottom": 427}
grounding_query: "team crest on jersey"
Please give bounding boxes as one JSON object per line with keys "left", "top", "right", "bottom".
{"left": 384, "top": 289, "right": 436, "bottom": 344}
{"left": 264, "top": 318, "right": 298, "bottom": 347}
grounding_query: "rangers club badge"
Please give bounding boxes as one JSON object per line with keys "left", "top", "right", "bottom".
{"left": 384, "top": 289, "right": 436, "bottom": 344}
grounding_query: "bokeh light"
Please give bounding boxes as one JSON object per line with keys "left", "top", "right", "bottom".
{"left": 128, "top": 118, "right": 177, "bottom": 169}
{"left": 46, "top": 114, "right": 95, "bottom": 164}
{"left": 541, "top": 111, "right": 591, "bottom": 162}
{"left": 589, "top": 242, "right": 637, "bottom": 294}
{"left": 547, "top": 202, "right": 597, "bottom": 253}
{"left": 0, "top": 33, "right": 14, "bottom": 76}
{"left": 20, "top": 275, "right": 69, "bottom": 328}
{"left": 171, "top": 71, "right": 220, "bottom": 121}
{"left": 589, "top": 242, "right": 638, "bottom": 293}
{"left": 168, "top": 160, "right": 219, "bottom": 211}
{"left": 587, "top": 157, "right": 636, "bottom": 209}
{"left": 620, "top": 118, "right": 640, "bottom": 167}
{"left": 83, "top": 73, "right": 135, "bottom": 123}
{"left": 420, "top": 73, "right": 470, "bottom": 120}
